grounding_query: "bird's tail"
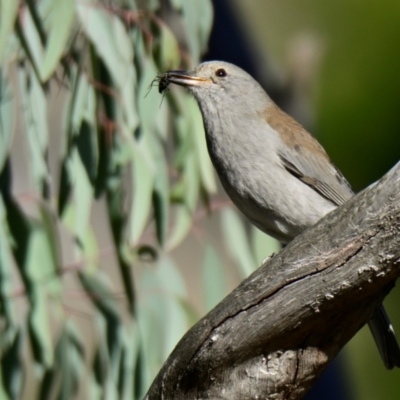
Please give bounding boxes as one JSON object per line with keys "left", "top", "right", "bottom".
{"left": 368, "top": 304, "right": 400, "bottom": 369}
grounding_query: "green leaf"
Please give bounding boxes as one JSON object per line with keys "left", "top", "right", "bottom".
{"left": 0, "top": 196, "right": 17, "bottom": 325}
{"left": 18, "top": 67, "right": 49, "bottom": 194}
{"left": 62, "top": 148, "right": 93, "bottom": 246}
{"left": 157, "top": 258, "right": 189, "bottom": 358}
{"left": 221, "top": 207, "right": 257, "bottom": 278}
{"left": 127, "top": 135, "right": 156, "bottom": 246}
{"left": 79, "top": 225, "right": 99, "bottom": 274}
{"left": 169, "top": 0, "right": 183, "bottom": 10}
{"left": 71, "top": 73, "right": 94, "bottom": 131}
{"left": 166, "top": 154, "right": 199, "bottom": 250}
{"left": 136, "top": 56, "right": 170, "bottom": 246}
{"left": 23, "top": 220, "right": 61, "bottom": 368}
{"left": 181, "top": 0, "right": 214, "bottom": 64}
{"left": 148, "top": 133, "right": 169, "bottom": 246}
{"left": 79, "top": 271, "right": 126, "bottom": 392}
{"left": 120, "top": 64, "right": 139, "bottom": 132}
{"left": 186, "top": 96, "right": 216, "bottom": 194}
{"left": 0, "top": 375, "right": 9, "bottom": 400}
{"left": 40, "top": 0, "right": 76, "bottom": 81}
{"left": 80, "top": 272, "right": 127, "bottom": 396}
{"left": 138, "top": 258, "right": 189, "bottom": 385}
{"left": 137, "top": 57, "right": 160, "bottom": 137}
{"left": 20, "top": 7, "right": 44, "bottom": 72}
{"left": 28, "top": 288, "right": 53, "bottom": 367}
{"left": 77, "top": 3, "right": 134, "bottom": 88}
{"left": 165, "top": 204, "right": 191, "bottom": 252}
{"left": 75, "top": 120, "right": 98, "bottom": 185}
{"left": 251, "top": 225, "right": 281, "bottom": 266}
{"left": 202, "top": 244, "right": 226, "bottom": 312}
{"left": 161, "top": 295, "right": 188, "bottom": 360}
{"left": 0, "top": 0, "right": 19, "bottom": 64}
{"left": 57, "top": 323, "right": 85, "bottom": 400}
{"left": 0, "top": 71, "right": 14, "bottom": 174}
{"left": 1, "top": 328, "right": 22, "bottom": 400}
{"left": 91, "top": 313, "right": 122, "bottom": 399}
{"left": 152, "top": 22, "right": 180, "bottom": 71}
{"left": 156, "top": 257, "right": 186, "bottom": 298}
{"left": 135, "top": 0, "right": 159, "bottom": 11}
{"left": 117, "top": 324, "right": 140, "bottom": 399}
{"left": 79, "top": 272, "right": 121, "bottom": 325}
{"left": 38, "top": 204, "right": 62, "bottom": 296}
{"left": 81, "top": 8, "right": 139, "bottom": 140}
{"left": 23, "top": 221, "right": 60, "bottom": 289}
{"left": 39, "top": 322, "right": 85, "bottom": 400}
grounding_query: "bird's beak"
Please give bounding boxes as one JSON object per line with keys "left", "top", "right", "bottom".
{"left": 164, "top": 70, "right": 212, "bottom": 88}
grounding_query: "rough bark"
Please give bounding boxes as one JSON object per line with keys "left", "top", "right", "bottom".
{"left": 144, "top": 162, "right": 400, "bottom": 400}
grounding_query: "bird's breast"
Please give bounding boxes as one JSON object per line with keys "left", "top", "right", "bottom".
{"left": 201, "top": 110, "right": 336, "bottom": 243}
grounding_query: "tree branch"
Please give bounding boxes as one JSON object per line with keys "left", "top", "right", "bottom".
{"left": 144, "top": 162, "right": 400, "bottom": 400}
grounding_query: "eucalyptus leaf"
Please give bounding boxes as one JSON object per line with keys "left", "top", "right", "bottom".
{"left": 18, "top": 67, "right": 49, "bottom": 194}
{"left": 1, "top": 328, "right": 22, "bottom": 400}
{"left": 169, "top": 0, "right": 183, "bottom": 10}
{"left": 0, "top": 376, "right": 9, "bottom": 400}
{"left": 39, "top": 322, "right": 85, "bottom": 400}
{"left": 20, "top": 209, "right": 62, "bottom": 348}
{"left": 137, "top": 259, "right": 188, "bottom": 387}
{"left": 156, "top": 258, "right": 189, "bottom": 358}
{"left": 127, "top": 135, "right": 156, "bottom": 246}
{"left": 71, "top": 74, "right": 92, "bottom": 131}
{"left": 0, "top": 0, "right": 217, "bottom": 395}
{"left": 166, "top": 154, "right": 199, "bottom": 250}
{"left": 152, "top": 22, "right": 180, "bottom": 71}
{"left": 161, "top": 295, "right": 188, "bottom": 359}
{"left": 77, "top": 4, "right": 132, "bottom": 89}
{"left": 251, "top": 225, "right": 281, "bottom": 266}
{"left": 186, "top": 97, "right": 216, "bottom": 194}
{"left": 79, "top": 225, "right": 99, "bottom": 274}
{"left": 0, "top": 0, "right": 19, "bottom": 64}
{"left": 221, "top": 207, "right": 257, "bottom": 278}
{"left": 28, "top": 288, "right": 53, "bottom": 367}
{"left": 79, "top": 272, "right": 121, "bottom": 324}
{"left": 57, "top": 323, "right": 85, "bottom": 400}
{"left": 38, "top": 204, "right": 62, "bottom": 296}
{"left": 181, "top": 0, "right": 214, "bottom": 65}
{"left": 0, "top": 71, "right": 14, "bottom": 174}
{"left": 117, "top": 324, "right": 140, "bottom": 400}
{"left": 156, "top": 257, "right": 186, "bottom": 298}
{"left": 40, "top": 0, "right": 76, "bottom": 81}
{"left": 75, "top": 120, "right": 98, "bottom": 185}
{"left": 20, "top": 7, "right": 44, "bottom": 72}
{"left": 81, "top": 276, "right": 125, "bottom": 395}
{"left": 202, "top": 244, "right": 226, "bottom": 312}
{"left": 148, "top": 132, "right": 169, "bottom": 246}
{"left": 137, "top": 57, "right": 159, "bottom": 137}
{"left": 62, "top": 148, "right": 93, "bottom": 246}
{"left": 0, "top": 196, "right": 17, "bottom": 325}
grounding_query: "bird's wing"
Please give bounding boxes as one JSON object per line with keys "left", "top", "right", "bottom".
{"left": 279, "top": 150, "right": 353, "bottom": 207}
{"left": 266, "top": 103, "right": 354, "bottom": 207}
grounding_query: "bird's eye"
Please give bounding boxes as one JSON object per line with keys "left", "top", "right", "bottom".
{"left": 215, "top": 68, "right": 227, "bottom": 77}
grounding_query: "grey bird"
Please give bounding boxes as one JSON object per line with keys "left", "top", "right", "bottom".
{"left": 159, "top": 60, "right": 400, "bottom": 369}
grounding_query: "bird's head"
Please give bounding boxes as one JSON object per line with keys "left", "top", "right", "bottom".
{"left": 162, "top": 61, "right": 269, "bottom": 112}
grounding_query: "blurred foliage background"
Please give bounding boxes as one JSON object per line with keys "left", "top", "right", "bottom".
{"left": 0, "top": 0, "right": 278, "bottom": 399}
{"left": 0, "top": 0, "right": 400, "bottom": 399}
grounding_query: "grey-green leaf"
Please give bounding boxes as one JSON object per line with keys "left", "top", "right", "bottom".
{"left": 202, "top": 244, "right": 227, "bottom": 312}
{"left": 40, "top": 0, "right": 76, "bottom": 81}
{"left": 0, "top": 0, "right": 19, "bottom": 64}
{"left": 221, "top": 207, "right": 257, "bottom": 278}
{"left": 0, "top": 71, "right": 14, "bottom": 174}
{"left": 251, "top": 225, "right": 281, "bottom": 266}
